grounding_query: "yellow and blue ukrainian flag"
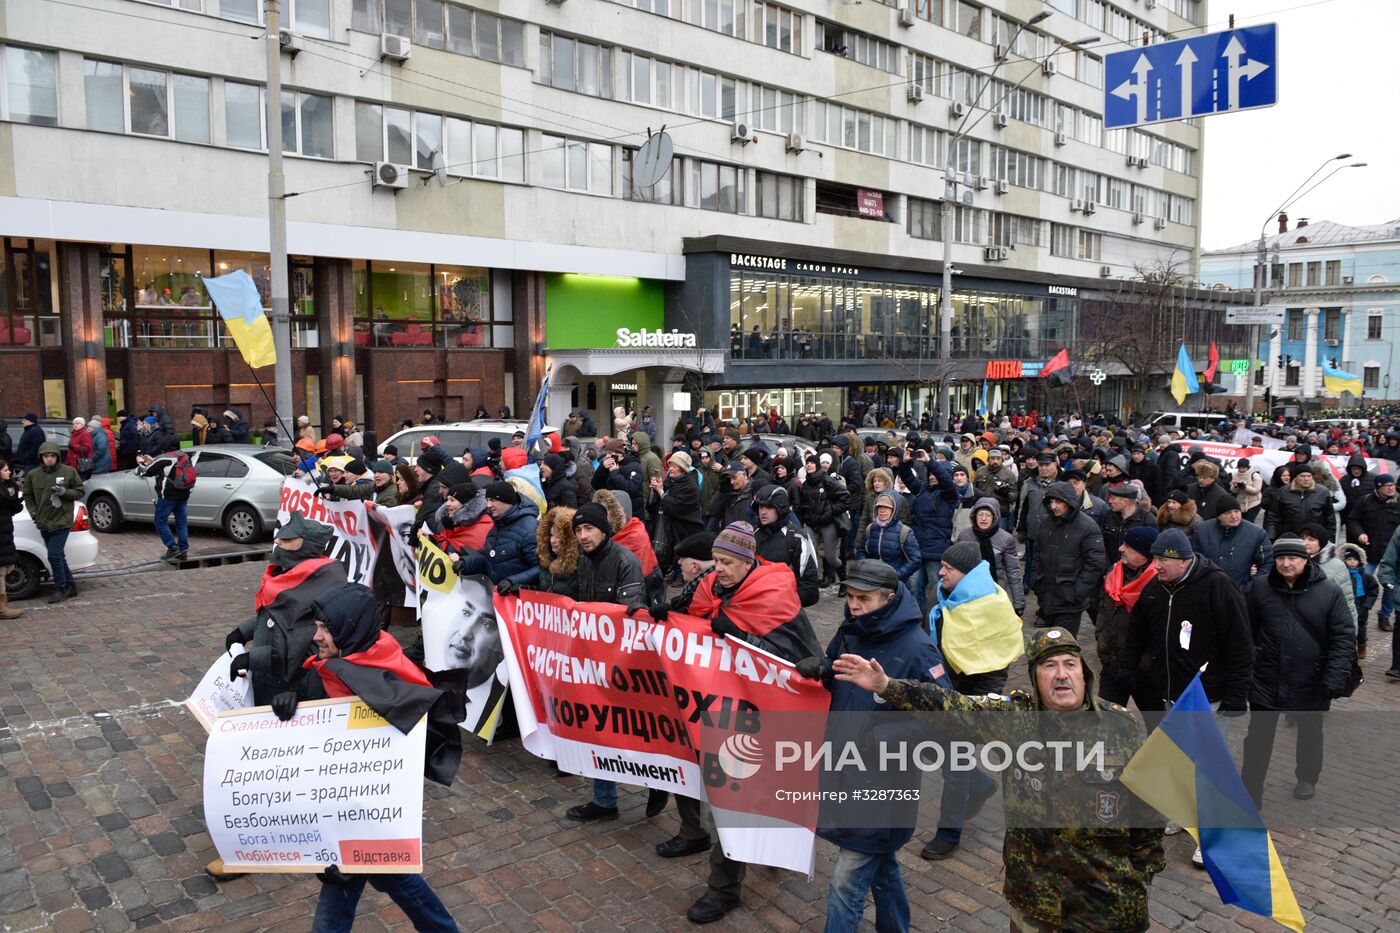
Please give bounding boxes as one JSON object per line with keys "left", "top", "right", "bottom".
{"left": 203, "top": 269, "right": 276, "bottom": 369}
{"left": 1321, "top": 360, "right": 1362, "bottom": 396}
{"left": 1121, "top": 673, "right": 1305, "bottom": 931}
{"left": 928, "top": 562, "right": 1023, "bottom": 673}
{"left": 1170, "top": 343, "right": 1199, "bottom": 405}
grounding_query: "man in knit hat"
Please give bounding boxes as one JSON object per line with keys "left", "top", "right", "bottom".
{"left": 680, "top": 522, "right": 822, "bottom": 925}
{"left": 835, "top": 629, "right": 1165, "bottom": 933}
{"left": 1096, "top": 526, "right": 1159, "bottom": 703}
{"left": 457, "top": 481, "right": 539, "bottom": 593}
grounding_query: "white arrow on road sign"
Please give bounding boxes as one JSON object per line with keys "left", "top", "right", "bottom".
{"left": 1111, "top": 53, "right": 1153, "bottom": 125}
{"left": 1223, "top": 35, "right": 1269, "bottom": 111}
{"left": 1175, "top": 45, "right": 1198, "bottom": 117}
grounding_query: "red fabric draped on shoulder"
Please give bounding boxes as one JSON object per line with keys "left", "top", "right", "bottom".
{"left": 686, "top": 561, "right": 800, "bottom": 636}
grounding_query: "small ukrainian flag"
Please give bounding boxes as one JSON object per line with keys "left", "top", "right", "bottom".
{"left": 204, "top": 269, "right": 276, "bottom": 369}
{"left": 1321, "top": 360, "right": 1363, "bottom": 397}
{"left": 1121, "top": 673, "right": 1305, "bottom": 931}
{"left": 1170, "top": 343, "right": 1200, "bottom": 405}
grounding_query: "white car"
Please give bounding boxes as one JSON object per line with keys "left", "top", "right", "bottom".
{"left": 5, "top": 503, "right": 101, "bottom": 601}
{"left": 379, "top": 419, "right": 561, "bottom": 465}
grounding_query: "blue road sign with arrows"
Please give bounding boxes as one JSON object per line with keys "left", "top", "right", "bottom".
{"left": 1104, "top": 24, "right": 1277, "bottom": 129}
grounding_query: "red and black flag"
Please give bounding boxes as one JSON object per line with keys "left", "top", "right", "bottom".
{"left": 1041, "top": 348, "right": 1072, "bottom": 387}
{"left": 1203, "top": 341, "right": 1228, "bottom": 394}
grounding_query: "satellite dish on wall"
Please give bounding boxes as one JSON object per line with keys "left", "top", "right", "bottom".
{"left": 430, "top": 150, "right": 449, "bottom": 187}
{"left": 632, "top": 127, "right": 674, "bottom": 190}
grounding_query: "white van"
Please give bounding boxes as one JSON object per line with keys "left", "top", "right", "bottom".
{"left": 1142, "top": 412, "right": 1230, "bottom": 434}
{"left": 379, "top": 419, "right": 560, "bottom": 464}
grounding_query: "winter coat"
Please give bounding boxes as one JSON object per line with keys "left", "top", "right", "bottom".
{"left": 1340, "top": 454, "right": 1375, "bottom": 523}
{"left": 632, "top": 432, "right": 662, "bottom": 485}
{"left": 856, "top": 517, "right": 922, "bottom": 584}
{"left": 1185, "top": 480, "right": 1231, "bottom": 521}
{"left": 88, "top": 424, "right": 111, "bottom": 474}
{"left": 1246, "top": 563, "right": 1356, "bottom": 710}
{"left": 1031, "top": 482, "right": 1106, "bottom": 616}
{"left": 899, "top": 459, "right": 960, "bottom": 562}
{"left": 707, "top": 475, "right": 757, "bottom": 528}
{"left": 973, "top": 462, "right": 1018, "bottom": 515}
{"left": 575, "top": 538, "right": 645, "bottom": 612}
{"left": 118, "top": 417, "right": 141, "bottom": 465}
{"left": 15, "top": 423, "right": 46, "bottom": 469}
{"left": 136, "top": 453, "right": 193, "bottom": 502}
{"left": 541, "top": 470, "right": 579, "bottom": 510}
{"left": 1127, "top": 456, "right": 1162, "bottom": 503}
{"left": 1313, "top": 547, "right": 1358, "bottom": 633}
{"left": 817, "top": 583, "right": 950, "bottom": 854}
{"left": 534, "top": 506, "right": 579, "bottom": 598}
{"left": 226, "top": 412, "right": 252, "bottom": 445}
{"left": 1120, "top": 557, "right": 1254, "bottom": 711}
{"left": 1227, "top": 467, "right": 1263, "bottom": 513}
{"left": 459, "top": 499, "right": 540, "bottom": 588}
{"left": 236, "top": 555, "right": 348, "bottom": 705}
{"left": 857, "top": 469, "right": 908, "bottom": 539}
{"left": 1191, "top": 518, "right": 1272, "bottom": 592}
{"left": 1155, "top": 500, "right": 1201, "bottom": 535}
{"left": 65, "top": 427, "right": 94, "bottom": 474}
{"left": 795, "top": 468, "right": 850, "bottom": 529}
{"left": 1095, "top": 559, "right": 1156, "bottom": 684}
{"left": 1102, "top": 503, "right": 1157, "bottom": 563}
{"left": 21, "top": 444, "right": 84, "bottom": 533}
{"left": 1347, "top": 490, "right": 1400, "bottom": 565}
{"left": 832, "top": 450, "right": 865, "bottom": 516}
{"left": 652, "top": 471, "right": 704, "bottom": 543}
{"left": 688, "top": 561, "right": 822, "bottom": 665}
{"left": 1015, "top": 474, "right": 1056, "bottom": 540}
{"left": 754, "top": 516, "right": 821, "bottom": 608}
{"left": 1264, "top": 480, "right": 1334, "bottom": 541}
{"left": 0, "top": 481, "right": 23, "bottom": 567}
{"left": 591, "top": 451, "right": 645, "bottom": 518}
{"left": 956, "top": 498, "right": 1025, "bottom": 612}
{"left": 1078, "top": 488, "right": 1110, "bottom": 528}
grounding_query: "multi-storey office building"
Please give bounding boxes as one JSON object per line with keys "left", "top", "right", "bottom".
{"left": 1202, "top": 215, "right": 1400, "bottom": 407}
{"left": 1, "top": 0, "right": 1207, "bottom": 431}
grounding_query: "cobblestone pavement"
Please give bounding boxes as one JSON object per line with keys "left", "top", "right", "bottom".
{"left": 2, "top": 540, "right": 1398, "bottom": 932}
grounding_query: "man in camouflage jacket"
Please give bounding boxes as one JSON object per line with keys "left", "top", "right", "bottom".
{"left": 834, "top": 628, "right": 1165, "bottom": 933}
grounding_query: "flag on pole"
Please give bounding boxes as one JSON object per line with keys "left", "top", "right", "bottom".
{"left": 1170, "top": 343, "right": 1200, "bottom": 404}
{"left": 525, "top": 364, "right": 553, "bottom": 452}
{"left": 977, "top": 380, "right": 989, "bottom": 417}
{"left": 204, "top": 270, "right": 276, "bottom": 370}
{"left": 1121, "top": 673, "right": 1305, "bottom": 932}
{"left": 1204, "top": 341, "right": 1220, "bottom": 384}
{"left": 1321, "top": 360, "right": 1362, "bottom": 396}
{"left": 1041, "top": 348, "right": 1072, "bottom": 387}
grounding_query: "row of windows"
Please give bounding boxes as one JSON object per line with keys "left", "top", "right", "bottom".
{"left": 351, "top": 0, "right": 526, "bottom": 66}
{"left": 906, "top": 201, "right": 1048, "bottom": 250}
{"left": 144, "top": 0, "right": 331, "bottom": 37}
{"left": 815, "top": 20, "right": 900, "bottom": 74}
{"left": 353, "top": 103, "right": 525, "bottom": 181}
{"left": 811, "top": 101, "right": 899, "bottom": 157}
{"left": 1275, "top": 259, "right": 1347, "bottom": 288}
{"left": 1283, "top": 307, "right": 1376, "bottom": 342}
{"left": 607, "top": 1, "right": 804, "bottom": 55}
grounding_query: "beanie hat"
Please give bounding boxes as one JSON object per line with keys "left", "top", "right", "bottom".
{"left": 1377, "top": 473, "right": 1396, "bottom": 486}
{"left": 1298, "top": 522, "right": 1329, "bottom": 545}
{"left": 343, "top": 459, "right": 366, "bottom": 476}
{"left": 674, "top": 531, "right": 716, "bottom": 562}
{"left": 1272, "top": 535, "right": 1308, "bottom": 559}
{"left": 542, "top": 453, "right": 565, "bottom": 474}
{"left": 1215, "top": 493, "right": 1241, "bottom": 513}
{"left": 941, "top": 540, "right": 983, "bottom": 574}
{"left": 484, "top": 480, "right": 520, "bottom": 505}
{"left": 818, "top": 452, "right": 833, "bottom": 467}
{"left": 446, "top": 482, "right": 476, "bottom": 503}
{"left": 1166, "top": 489, "right": 1189, "bottom": 505}
{"left": 669, "top": 450, "right": 692, "bottom": 472}
{"left": 713, "top": 521, "right": 757, "bottom": 564}
{"left": 1122, "top": 526, "right": 1158, "bottom": 557}
{"left": 572, "top": 502, "right": 612, "bottom": 535}
{"left": 1236, "top": 458, "right": 1251, "bottom": 469}
{"left": 369, "top": 459, "right": 394, "bottom": 475}
{"left": 1150, "top": 528, "right": 1193, "bottom": 560}
{"left": 604, "top": 437, "right": 626, "bottom": 456}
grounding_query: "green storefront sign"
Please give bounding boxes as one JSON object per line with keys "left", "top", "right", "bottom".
{"left": 545, "top": 273, "right": 665, "bottom": 349}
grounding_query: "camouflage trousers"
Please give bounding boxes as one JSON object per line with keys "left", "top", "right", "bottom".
{"left": 1008, "top": 905, "right": 1062, "bottom": 933}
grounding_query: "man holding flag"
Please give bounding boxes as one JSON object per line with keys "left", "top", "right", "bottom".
{"left": 835, "top": 629, "right": 1166, "bottom": 933}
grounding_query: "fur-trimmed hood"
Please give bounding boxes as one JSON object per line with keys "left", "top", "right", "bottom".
{"left": 591, "top": 489, "right": 629, "bottom": 531}
{"left": 1156, "top": 498, "right": 1198, "bottom": 529}
{"left": 865, "top": 466, "right": 895, "bottom": 495}
{"left": 536, "top": 506, "right": 580, "bottom": 578}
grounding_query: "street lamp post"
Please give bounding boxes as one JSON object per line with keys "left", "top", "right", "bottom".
{"left": 935, "top": 14, "right": 1096, "bottom": 427}
{"left": 1244, "top": 154, "right": 1364, "bottom": 418}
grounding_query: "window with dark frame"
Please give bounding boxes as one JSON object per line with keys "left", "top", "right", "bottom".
{"left": 352, "top": 260, "right": 504, "bottom": 349}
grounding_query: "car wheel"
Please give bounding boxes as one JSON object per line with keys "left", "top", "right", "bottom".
{"left": 88, "top": 493, "right": 123, "bottom": 533}
{"left": 6, "top": 554, "right": 44, "bottom": 602}
{"left": 223, "top": 504, "right": 264, "bottom": 544}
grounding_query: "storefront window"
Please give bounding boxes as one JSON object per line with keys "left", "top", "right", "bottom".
{"left": 353, "top": 260, "right": 502, "bottom": 348}
{"left": 1, "top": 239, "right": 57, "bottom": 348}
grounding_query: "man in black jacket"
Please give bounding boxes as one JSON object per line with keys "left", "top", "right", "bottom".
{"left": 796, "top": 455, "right": 851, "bottom": 586}
{"left": 1241, "top": 535, "right": 1356, "bottom": 807}
{"left": 1127, "top": 445, "right": 1161, "bottom": 503}
{"left": 1030, "top": 482, "right": 1106, "bottom": 636}
{"left": 1346, "top": 474, "right": 1400, "bottom": 630}
{"left": 752, "top": 484, "right": 820, "bottom": 607}
{"left": 1264, "top": 466, "right": 1334, "bottom": 541}
{"left": 706, "top": 461, "right": 757, "bottom": 529}
{"left": 1184, "top": 460, "right": 1231, "bottom": 521}
{"left": 1115, "top": 529, "right": 1253, "bottom": 715}
{"left": 591, "top": 437, "right": 645, "bottom": 517}
{"left": 1101, "top": 483, "right": 1156, "bottom": 560}
{"left": 1340, "top": 453, "right": 1374, "bottom": 526}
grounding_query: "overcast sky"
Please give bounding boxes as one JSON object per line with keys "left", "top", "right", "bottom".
{"left": 1198, "top": 0, "right": 1396, "bottom": 250}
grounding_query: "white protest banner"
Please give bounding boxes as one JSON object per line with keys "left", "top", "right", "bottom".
{"left": 415, "top": 537, "right": 509, "bottom": 742}
{"left": 203, "top": 696, "right": 425, "bottom": 873}
{"left": 185, "top": 646, "right": 253, "bottom": 733}
{"left": 277, "top": 477, "right": 418, "bottom": 606}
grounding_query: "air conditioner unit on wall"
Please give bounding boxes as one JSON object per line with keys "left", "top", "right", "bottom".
{"left": 1100, "top": 265, "right": 1113, "bottom": 277}
{"left": 785, "top": 132, "right": 805, "bottom": 152}
{"left": 1054, "top": 131, "right": 1067, "bottom": 147}
{"left": 373, "top": 162, "right": 409, "bottom": 190}
{"left": 1132, "top": 212, "right": 1145, "bottom": 225}
{"left": 994, "top": 179, "right": 1009, "bottom": 195}
{"left": 1154, "top": 217, "right": 1167, "bottom": 230}
{"left": 993, "top": 113, "right": 1009, "bottom": 129}
{"left": 1343, "top": 275, "right": 1355, "bottom": 284}
{"left": 380, "top": 33, "right": 412, "bottom": 61}
{"left": 985, "top": 246, "right": 1010, "bottom": 262}
{"left": 898, "top": 6, "right": 916, "bottom": 28}
{"left": 907, "top": 84, "right": 925, "bottom": 103}
{"left": 278, "top": 29, "right": 302, "bottom": 56}
{"left": 994, "top": 43, "right": 1008, "bottom": 62}
{"left": 731, "top": 121, "right": 752, "bottom": 143}
{"left": 973, "top": 175, "right": 988, "bottom": 191}
{"left": 1043, "top": 58, "right": 1058, "bottom": 76}
{"left": 1083, "top": 201, "right": 1097, "bottom": 215}
{"left": 949, "top": 101, "right": 967, "bottom": 120}
{"left": 1071, "top": 198, "right": 1086, "bottom": 213}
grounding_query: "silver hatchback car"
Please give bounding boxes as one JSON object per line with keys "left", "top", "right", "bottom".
{"left": 82, "top": 445, "right": 297, "bottom": 544}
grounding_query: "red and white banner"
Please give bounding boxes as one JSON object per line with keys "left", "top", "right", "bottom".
{"left": 1172, "top": 440, "right": 1398, "bottom": 480}
{"left": 494, "top": 590, "right": 828, "bottom": 876}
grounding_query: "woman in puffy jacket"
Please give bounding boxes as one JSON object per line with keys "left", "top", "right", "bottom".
{"left": 956, "top": 497, "right": 1025, "bottom": 613}
{"left": 856, "top": 492, "right": 921, "bottom": 584}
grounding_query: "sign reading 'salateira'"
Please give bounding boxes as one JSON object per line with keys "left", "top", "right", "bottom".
{"left": 615, "top": 327, "right": 697, "bottom": 348}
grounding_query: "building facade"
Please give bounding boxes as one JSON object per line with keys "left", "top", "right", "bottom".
{"left": 1201, "top": 215, "right": 1400, "bottom": 405}
{"left": 2, "top": 0, "right": 1206, "bottom": 434}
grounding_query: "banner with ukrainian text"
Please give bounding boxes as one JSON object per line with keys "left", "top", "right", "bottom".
{"left": 494, "top": 589, "right": 827, "bottom": 876}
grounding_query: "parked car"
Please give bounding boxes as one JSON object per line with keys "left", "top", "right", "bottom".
{"left": 5, "top": 504, "right": 101, "bottom": 600}
{"left": 744, "top": 433, "right": 816, "bottom": 462}
{"left": 83, "top": 445, "right": 296, "bottom": 544}
{"left": 379, "top": 419, "right": 560, "bottom": 464}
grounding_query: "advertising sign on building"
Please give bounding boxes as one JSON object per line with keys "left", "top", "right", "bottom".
{"left": 985, "top": 360, "right": 1024, "bottom": 379}
{"left": 857, "top": 189, "right": 885, "bottom": 218}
